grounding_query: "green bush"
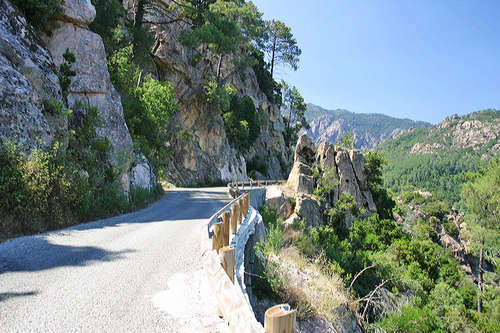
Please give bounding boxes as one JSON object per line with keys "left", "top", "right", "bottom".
{"left": 376, "top": 303, "right": 444, "bottom": 333}
{"left": 0, "top": 101, "right": 164, "bottom": 237}
{"left": 12, "top": 0, "right": 62, "bottom": 34}
{"left": 223, "top": 94, "right": 261, "bottom": 151}
{"left": 89, "top": 0, "right": 125, "bottom": 55}
{"left": 108, "top": 45, "right": 178, "bottom": 178}
{"left": 246, "top": 155, "right": 268, "bottom": 179}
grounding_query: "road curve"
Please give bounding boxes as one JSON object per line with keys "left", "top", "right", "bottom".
{"left": 0, "top": 188, "right": 232, "bottom": 333}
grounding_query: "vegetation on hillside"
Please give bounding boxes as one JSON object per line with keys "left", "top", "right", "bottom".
{"left": 0, "top": 102, "right": 163, "bottom": 237}
{"left": 377, "top": 109, "right": 499, "bottom": 204}
{"left": 255, "top": 152, "right": 499, "bottom": 332}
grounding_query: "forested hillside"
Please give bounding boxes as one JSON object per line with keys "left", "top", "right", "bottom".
{"left": 304, "top": 104, "right": 431, "bottom": 150}
{"left": 254, "top": 136, "right": 499, "bottom": 332}
{"left": 377, "top": 109, "right": 500, "bottom": 204}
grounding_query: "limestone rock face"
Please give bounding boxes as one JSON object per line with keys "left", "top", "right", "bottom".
{"left": 60, "top": 0, "right": 96, "bottom": 26}
{"left": 152, "top": 16, "right": 289, "bottom": 185}
{"left": 0, "top": 0, "right": 64, "bottom": 150}
{"left": 0, "top": 0, "right": 155, "bottom": 191}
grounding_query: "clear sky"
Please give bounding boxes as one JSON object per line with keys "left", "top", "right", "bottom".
{"left": 252, "top": 0, "right": 500, "bottom": 124}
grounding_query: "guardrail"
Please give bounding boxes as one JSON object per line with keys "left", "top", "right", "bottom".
{"left": 201, "top": 189, "right": 296, "bottom": 333}
{"left": 228, "top": 179, "right": 287, "bottom": 192}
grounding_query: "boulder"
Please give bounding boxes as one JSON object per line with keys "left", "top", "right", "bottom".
{"left": 288, "top": 161, "right": 314, "bottom": 194}
{"left": 0, "top": 0, "right": 64, "bottom": 150}
{"left": 130, "top": 154, "right": 156, "bottom": 190}
{"left": 294, "top": 134, "right": 316, "bottom": 164}
{"left": 295, "top": 195, "right": 323, "bottom": 227}
{"left": 60, "top": 0, "right": 96, "bottom": 26}
{"left": 265, "top": 185, "right": 293, "bottom": 220}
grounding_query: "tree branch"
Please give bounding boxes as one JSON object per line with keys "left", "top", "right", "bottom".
{"left": 361, "top": 279, "right": 393, "bottom": 321}
{"left": 349, "top": 265, "right": 375, "bottom": 291}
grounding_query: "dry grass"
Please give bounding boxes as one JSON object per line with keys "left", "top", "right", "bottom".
{"left": 268, "top": 246, "right": 352, "bottom": 322}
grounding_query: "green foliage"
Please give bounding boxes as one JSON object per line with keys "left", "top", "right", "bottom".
{"left": 377, "top": 110, "right": 500, "bottom": 204}
{"left": 0, "top": 102, "right": 164, "bottom": 236}
{"left": 281, "top": 81, "right": 308, "bottom": 148}
{"left": 338, "top": 131, "right": 355, "bottom": 149}
{"left": 262, "top": 19, "right": 301, "bottom": 78}
{"left": 376, "top": 303, "right": 444, "bottom": 333}
{"left": 312, "top": 166, "right": 338, "bottom": 200}
{"left": 246, "top": 155, "right": 268, "bottom": 179}
{"left": 89, "top": 0, "right": 126, "bottom": 55}
{"left": 202, "top": 81, "right": 234, "bottom": 114}
{"left": 179, "top": 11, "right": 240, "bottom": 56}
{"left": 108, "top": 45, "right": 177, "bottom": 178}
{"left": 257, "top": 205, "right": 282, "bottom": 255}
{"left": 43, "top": 99, "right": 72, "bottom": 118}
{"left": 11, "top": 0, "right": 62, "bottom": 34}
{"left": 59, "top": 49, "right": 77, "bottom": 96}
{"left": 223, "top": 94, "right": 261, "bottom": 151}
{"left": 251, "top": 50, "right": 280, "bottom": 104}
{"left": 364, "top": 152, "right": 395, "bottom": 219}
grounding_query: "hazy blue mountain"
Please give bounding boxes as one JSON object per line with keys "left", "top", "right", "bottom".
{"left": 304, "top": 104, "right": 431, "bottom": 149}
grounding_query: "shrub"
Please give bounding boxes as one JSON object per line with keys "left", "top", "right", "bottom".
{"left": 246, "top": 155, "right": 268, "bottom": 179}
{"left": 59, "top": 49, "right": 77, "bottom": 95}
{"left": 223, "top": 94, "right": 261, "bottom": 151}
{"left": 376, "top": 304, "right": 444, "bottom": 333}
{"left": 108, "top": 46, "right": 178, "bottom": 178}
{"left": 12, "top": 0, "right": 62, "bottom": 34}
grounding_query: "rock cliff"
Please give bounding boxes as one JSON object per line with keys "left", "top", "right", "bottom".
{"left": 151, "top": 7, "right": 289, "bottom": 185}
{"left": 0, "top": 0, "right": 155, "bottom": 192}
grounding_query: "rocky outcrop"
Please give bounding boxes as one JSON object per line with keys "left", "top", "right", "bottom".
{"left": 285, "top": 135, "right": 377, "bottom": 227}
{"left": 0, "top": 0, "right": 65, "bottom": 150}
{"left": 42, "top": 0, "right": 155, "bottom": 191}
{"left": 151, "top": 10, "right": 289, "bottom": 185}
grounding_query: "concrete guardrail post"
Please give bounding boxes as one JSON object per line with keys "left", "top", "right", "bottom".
{"left": 264, "top": 304, "right": 296, "bottom": 333}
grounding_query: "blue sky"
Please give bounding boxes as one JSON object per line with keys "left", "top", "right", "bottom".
{"left": 252, "top": 0, "right": 500, "bottom": 124}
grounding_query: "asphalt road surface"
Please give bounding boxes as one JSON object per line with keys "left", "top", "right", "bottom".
{"left": 0, "top": 188, "right": 232, "bottom": 333}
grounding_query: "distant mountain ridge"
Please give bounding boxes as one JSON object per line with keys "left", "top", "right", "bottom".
{"left": 376, "top": 109, "right": 500, "bottom": 203}
{"left": 304, "top": 104, "right": 431, "bottom": 150}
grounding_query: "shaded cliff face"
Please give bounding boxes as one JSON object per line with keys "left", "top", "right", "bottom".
{"left": 0, "top": 0, "right": 155, "bottom": 192}
{"left": 304, "top": 104, "right": 431, "bottom": 150}
{"left": 0, "top": 0, "right": 65, "bottom": 150}
{"left": 152, "top": 13, "right": 289, "bottom": 185}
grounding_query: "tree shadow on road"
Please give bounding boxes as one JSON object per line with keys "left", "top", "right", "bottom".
{"left": 0, "top": 291, "right": 38, "bottom": 302}
{"left": 0, "top": 237, "right": 134, "bottom": 274}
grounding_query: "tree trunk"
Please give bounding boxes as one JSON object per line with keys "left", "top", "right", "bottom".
{"left": 217, "top": 54, "right": 224, "bottom": 82}
{"left": 478, "top": 245, "right": 484, "bottom": 313}
{"left": 270, "top": 37, "right": 276, "bottom": 79}
{"left": 133, "top": 0, "right": 146, "bottom": 59}
{"left": 135, "top": 0, "right": 146, "bottom": 28}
